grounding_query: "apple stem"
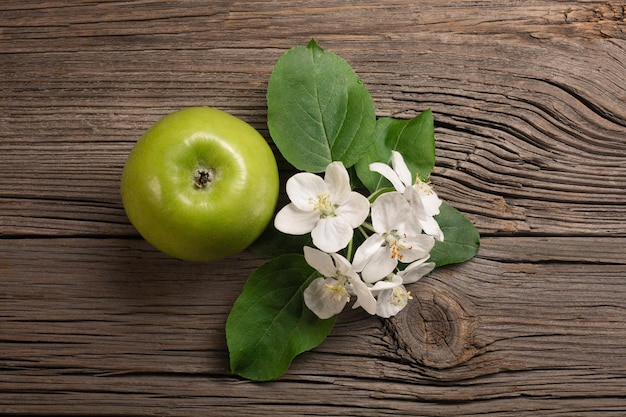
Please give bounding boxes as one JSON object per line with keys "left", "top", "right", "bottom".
{"left": 193, "top": 167, "right": 214, "bottom": 189}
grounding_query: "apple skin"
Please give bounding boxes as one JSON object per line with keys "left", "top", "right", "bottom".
{"left": 121, "top": 107, "right": 279, "bottom": 262}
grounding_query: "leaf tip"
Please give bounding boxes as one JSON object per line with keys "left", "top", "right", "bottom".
{"left": 306, "top": 38, "right": 321, "bottom": 50}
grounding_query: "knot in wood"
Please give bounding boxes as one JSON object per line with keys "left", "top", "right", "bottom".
{"left": 386, "top": 281, "right": 477, "bottom": 369}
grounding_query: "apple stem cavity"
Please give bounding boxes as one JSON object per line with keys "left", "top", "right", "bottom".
{"left": 193, "top": 167, "right": 215, "bottom": 189}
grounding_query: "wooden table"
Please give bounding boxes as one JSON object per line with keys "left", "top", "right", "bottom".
{"left": 2, "top": 1, "right": 625, "bottom": 415}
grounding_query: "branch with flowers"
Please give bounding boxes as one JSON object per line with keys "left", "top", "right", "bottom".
{"left": 225, "top": 40, "right": 480, "bottom": 381}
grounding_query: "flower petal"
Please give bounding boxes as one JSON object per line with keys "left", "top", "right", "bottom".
{"left": 376, "top": 286, "right": 410, "bottom": 318}
{"left": 274, "top": 204, "right": 319, "bottom": 235}
{"left": 303, "top": 246, "right": 336, "bottom": 277}
{"left": 408, "top": 188, "right": 443, "bottom": 240}
{"left": 370, "top": 275, "right": 403, "bottom": 292}
{"left": 369, "top": 162, "right": 406, "bottom": 193}
{"left": 419, "top": 215, "right": 444, "bottom": 242}
{"left": 400, "top": 234, "right": 436, "bottom": 263}
{"left": 324, "top": 161, "right": 351, "bottom": 204}
{"left": 360, "top": 245, "right": 398, "bottom": 283}
{"left": 352, "top": 234, "right": 385, "bottom": 272}
{"left": 399, "top": 260, "right": 435, "bottom": 284}
{"left": 390, "top": 150, "right": 413, "bottom": 188}
{"left": 304, "top": 277, "right": 347, "bottom": 319}
{"left": 370, "top": 191, "right": 409, "bottom": 233}
{"left": 407, "top": 187, "right": 427, "bottom": 219}
{"left": 335, "top": 192, "right": 370, "bottom": 228}
{"left": 286, "top": 172, "right": 327, "bottom": 211}
{"left": 311, "top": 216, "right": 353, "bottom": 253}
{"left": 420, "top": 191, "right": 442, "bottom": 217}
{"left": 330, "top": 252, "right": 357, "bottom": 278}
{"left": 348, "top": 276, "right": 377, "bottom": 315}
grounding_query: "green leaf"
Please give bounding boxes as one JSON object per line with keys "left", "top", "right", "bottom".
{"left": 355, "top": 110, "right": 436, "bottom": 193}
{"left": 226, "top": 254, "right": 336, "bottom": 381}
{"left": 354, "top": 118, "right": 393, "bottom": 193}
{"left": 267, "top": 39, "right": 376, "bottom": 172}
{"left": 428, "top": 202, "right": 480, "bottom": 267}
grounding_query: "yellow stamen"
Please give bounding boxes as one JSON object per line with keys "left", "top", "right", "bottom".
{"left": 309, "top": 193, "right": 336, "bottom": 218}
{"left": 324, "top": 282, "right": 349, "bottom": 302}
{"left": 384, "top": 231, "right": 412, "bottom": 260}
{"left": 390, "top": 287, "right": 411, "bottom": 307}
{"left": 414, "top": 178, "right": 434, "bottom": 195}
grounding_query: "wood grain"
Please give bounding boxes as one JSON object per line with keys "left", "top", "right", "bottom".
{"left": 1, "top": 0, "right": 625, "bottom": 415}
{"left": 1, "top": 238, "right": 625, "bottom": 415}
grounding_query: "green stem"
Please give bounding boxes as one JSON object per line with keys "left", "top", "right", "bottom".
{"left": 361, "top": 222, "right": 376, "bottom": 233}
{"left": 368, "top": 187, "right": 395, "bottom": 203}
{"left": 346, "top": 238, "right": 354, "bottom": 262}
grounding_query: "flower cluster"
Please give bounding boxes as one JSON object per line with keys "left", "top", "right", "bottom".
{"left": 275, "top": 151, "right": 443, "bottom": 319}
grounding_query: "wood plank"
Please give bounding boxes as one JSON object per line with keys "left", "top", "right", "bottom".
{"left": 1, "top": 0, "right": 625, "bottom": 415}
{"left": 0, "top": 237, "right": 624, "bottom": 414}
{"left": 1, "top": 3, "right": 624, "bottom": 238}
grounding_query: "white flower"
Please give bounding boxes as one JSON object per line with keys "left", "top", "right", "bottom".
{"left": 371, "top": 275, "right": 411, "bottom": 318}
{"left": 370, "top": 151, "right": 444, "bottom": 241}
{"left": 303, "top": 246, "right": 376, "bottom": 319}
{"left": 370, "top": 258, "right": 435, "bottom": 318}
{"left": 397, "top": 257, "right": 436, "bottom": 284}
{"left": 352, "top": 192, "right": 435, "bottom": 283}
{"left": 274, "top": 162, "right": 370, "bottom": 253}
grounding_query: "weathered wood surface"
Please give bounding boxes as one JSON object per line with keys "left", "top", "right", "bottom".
{"left": 1, "top": 1, "right": 625, "bottom": 415}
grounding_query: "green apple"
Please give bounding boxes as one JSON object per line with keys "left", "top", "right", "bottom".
{"left": 121, "top": 106, "right": 279, "bottom": 261}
